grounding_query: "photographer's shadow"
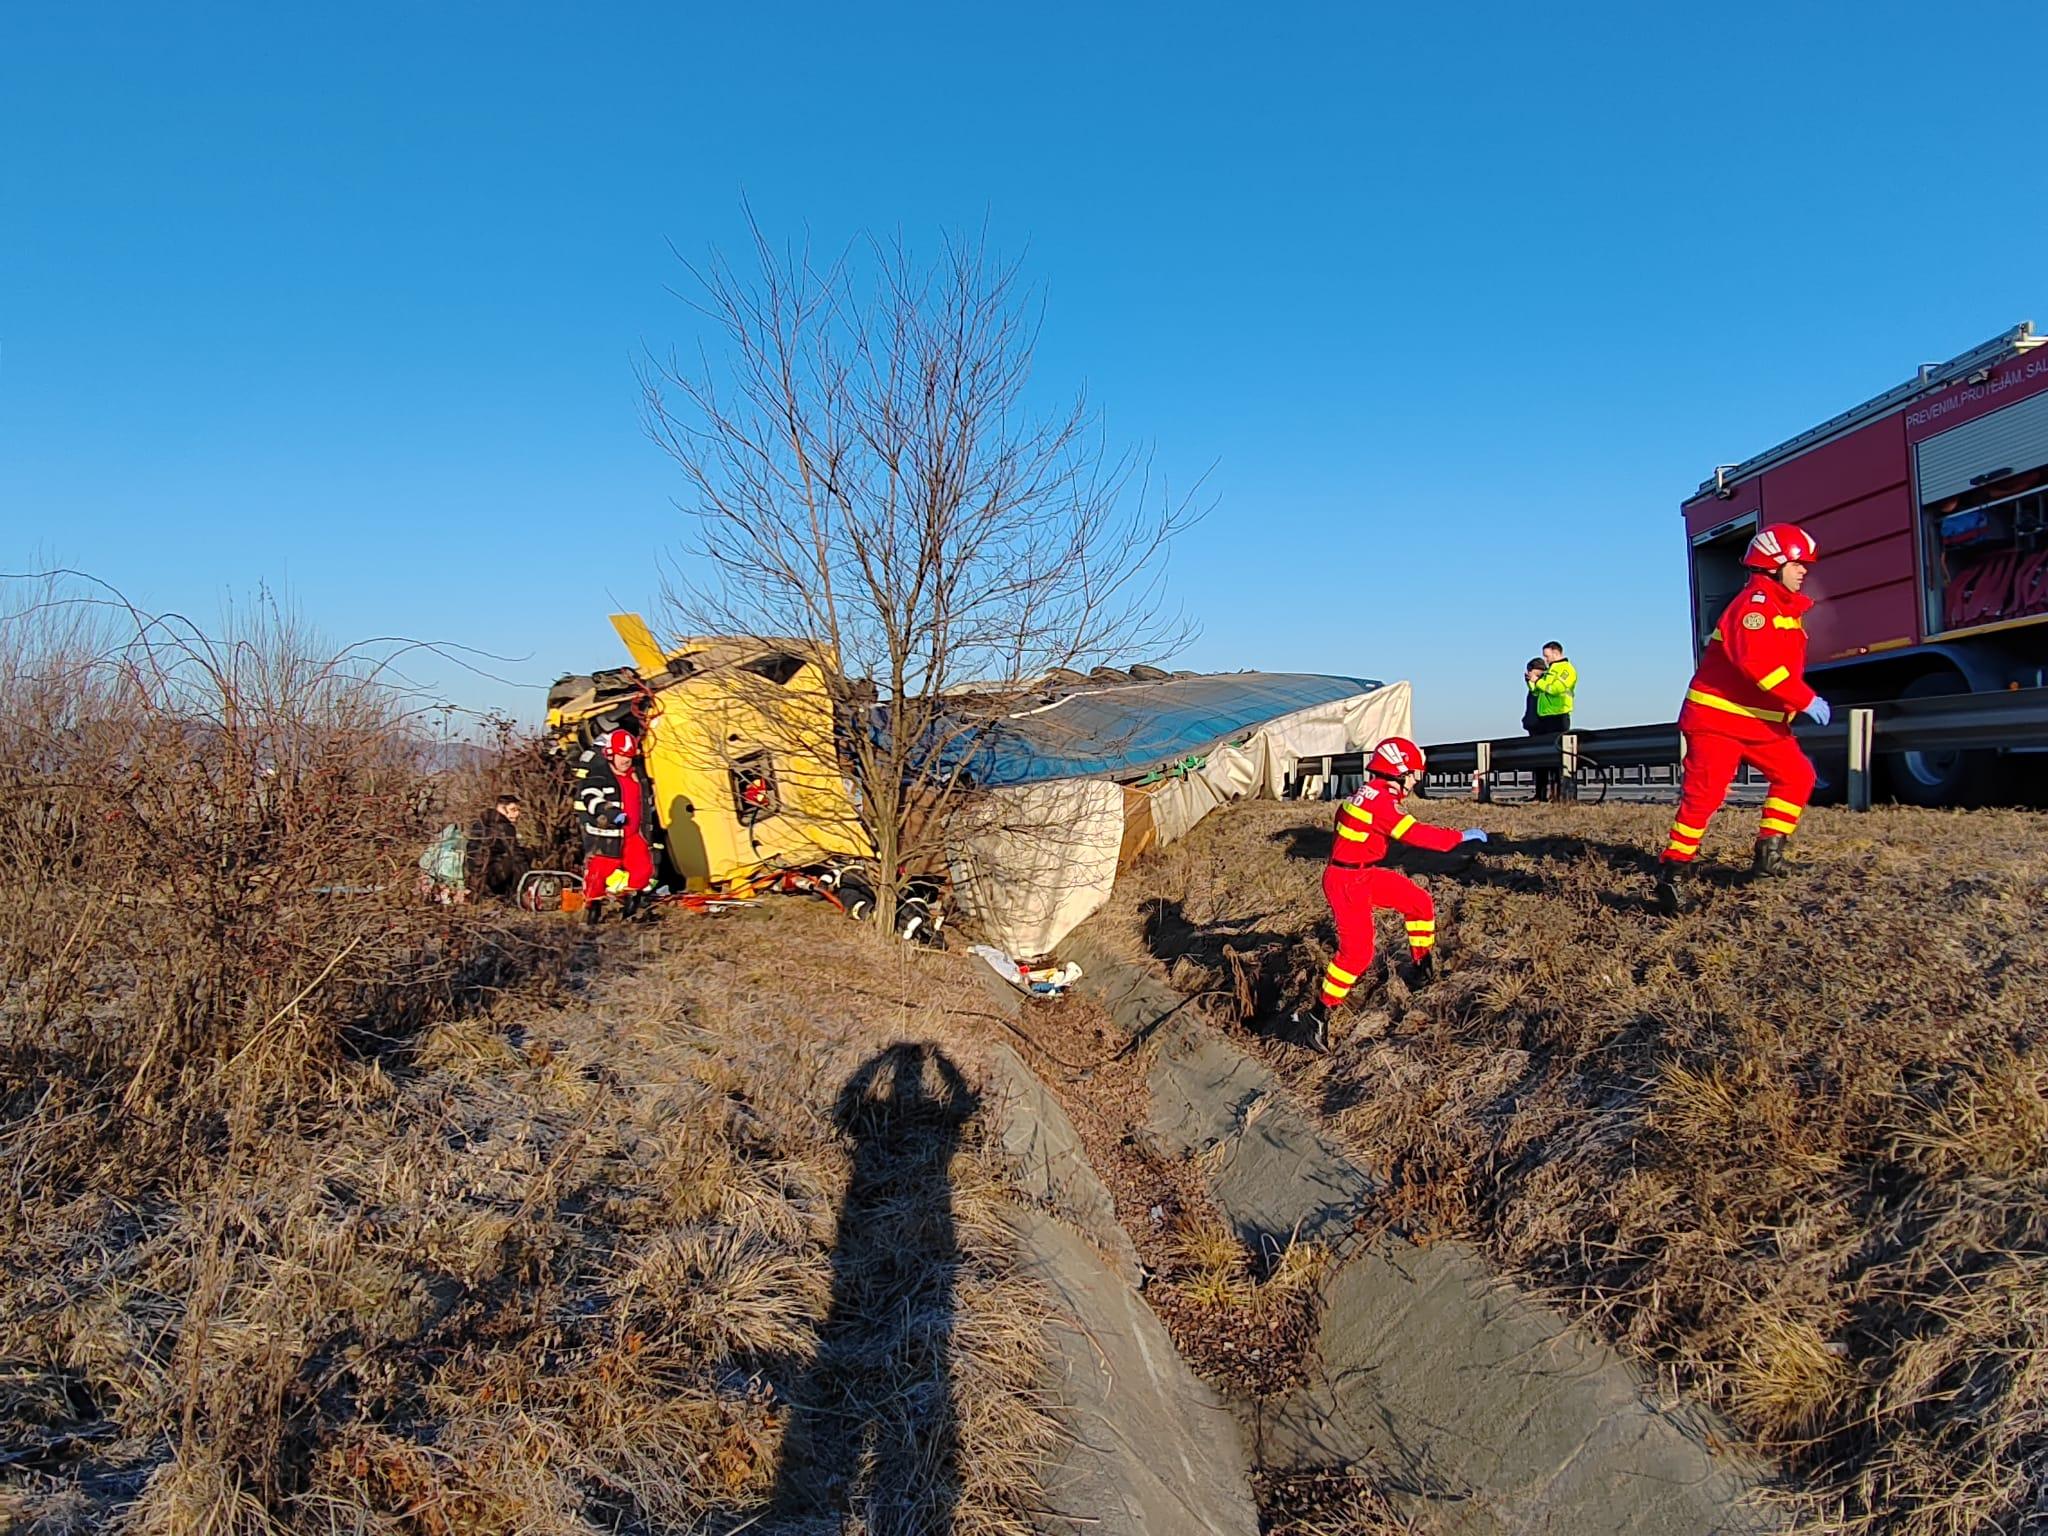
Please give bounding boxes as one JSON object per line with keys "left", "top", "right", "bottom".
{"left": 768, "top": 1042, "right": 977, "bottom": 1534}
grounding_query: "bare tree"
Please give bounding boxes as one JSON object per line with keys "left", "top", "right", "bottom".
{"left": 642, "top": 217, "right": 1202, "bottom": 933}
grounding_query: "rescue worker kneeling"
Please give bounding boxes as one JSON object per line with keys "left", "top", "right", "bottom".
{"left": 1286, "top": 737, "right": 1488, "bottom": 1053}
{"left": 1656, "top": 522, "right": 1830, "bottom": 915}
{"left": 577, "top": 727, "right": 659, "bottom": 922}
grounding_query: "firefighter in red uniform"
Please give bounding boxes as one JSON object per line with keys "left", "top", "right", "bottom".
{"left": 576, "top": 727, "right": 659, "bottom": 922}
{"left": 1286, "top": 736, "right": 1488, "bottom": 1052}
{"left": 1655, "top": 523, "right": 1830, "bottom": 915}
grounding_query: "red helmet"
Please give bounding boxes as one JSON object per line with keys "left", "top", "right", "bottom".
{"left": 1367, "top": 736, "right": 1425, "bottom": 779}
{"left": 604, "top": 728, "right": 639, "bottom": 758}
{"left": 1744, "top": 523, "right": 1819, "bottom": 571}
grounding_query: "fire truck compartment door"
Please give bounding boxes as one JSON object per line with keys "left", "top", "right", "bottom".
{"left": 1916, "top": 390, "right": 2048, "bottom": 505}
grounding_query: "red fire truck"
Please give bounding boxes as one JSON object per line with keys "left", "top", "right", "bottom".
{"left": 1683, "top": 322, "right": 2048, "bottom": 805}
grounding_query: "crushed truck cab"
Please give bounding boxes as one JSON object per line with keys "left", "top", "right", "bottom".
{"left": 547, "top": 615, "right": 871, "bottom": 892}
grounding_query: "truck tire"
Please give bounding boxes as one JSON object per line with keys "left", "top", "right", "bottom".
{"left": 1805, "top": 745, "right": 1847, "bottom": 807}
{"left": 1881, "top": 670, "right": 1999, "bottom": 808}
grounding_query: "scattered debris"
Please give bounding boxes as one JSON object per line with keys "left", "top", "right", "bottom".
{"left": 969, "top": 943, "right": 1084, "bottom": 995}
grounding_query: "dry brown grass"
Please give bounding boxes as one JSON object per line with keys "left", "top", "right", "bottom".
{"left": 1252, "top": 1466, "right": 1417, "bottom": 1536}
{"left": 1098, "top": 794, "right": 2048, "bottom": 1535}
{"left": 1160, "top": 1217, "right": 1330, "bottom": 1321}
{"left": 5, "top": 906, "right": 1060, "bottom": 1536}
{"left": 0, "top": 582, "right": 1057, "bottom": 1534}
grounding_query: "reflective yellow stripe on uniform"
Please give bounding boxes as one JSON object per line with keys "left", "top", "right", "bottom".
{"left": 1673, "top": 821, "right": 1705, "bottom": 839}
{"left": 1685, "top": 688, "right": 1789, "bottom": 723}
{"left": 1709, "top": 628, "right": 1723, "bottom": 643}
{"left": 1336, "top": 820, "right": 1370, "bottom": 841}
{"left": 1758, "top": 666, "right": 1791, "bottom": 691}
{"left": 1764, "top": 797, "right": 1803, "bottom": 819}
{"left": 1773, "top": 616, "right": 1803, "bottom": 630}
{"left": 1389, "top": 814, "right": 1416, "bottom": 839}
{"left": 1404, "top": 920, "right": 1434, "bottom": 932}
{"left": 1760, "top": 817, "right": 1799, "bottom": 836}
{"left": 1326, "top": 962, "right": 1359, "bottom": 985}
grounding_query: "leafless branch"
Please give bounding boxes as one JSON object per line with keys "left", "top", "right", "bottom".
{"left": 641, "top": 216, "right": 1206, "bottom": 930}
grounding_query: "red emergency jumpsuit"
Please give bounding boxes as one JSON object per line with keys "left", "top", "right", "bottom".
{"left": 1318, "top": 778, "right": 1463, "bottom": 1010}
{"left": 583, "top": 767, "right": 655, "bottom": 899}
{"left": 1662, "top": 573, "right": 1818, "bottom": 863}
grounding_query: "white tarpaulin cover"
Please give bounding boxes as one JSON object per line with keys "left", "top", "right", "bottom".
{"left": 945, "top": 779, "right": 1127, "bottom": 961}
{"left": 949, "top": 681, "right": 1413, "bottom": 957}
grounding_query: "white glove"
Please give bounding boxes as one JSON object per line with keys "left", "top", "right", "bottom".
{"left": 1460, "top": 828, "right": 1489, "bottom": 844}
{"left": 1804, "top": 696, "right": 1832, "bottom": 726}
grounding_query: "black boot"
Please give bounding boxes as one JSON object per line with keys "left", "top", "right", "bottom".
{"left": 1286, "top": 999, "right": 1331, "bottom": 1054}
{"left": 584, "top": 898, "right": 606, "bottom": 925}
{"left": 1654, "top": 860, "right": 1687, "bottom": 916}
{"left": 1750, "top": 837, "right": 1788, "bottom": 878}
{"left": 1404, "top": 951, "right": 1437, "bottom": 988}
{"left": 620, "top": 891, "right": 642, "bottom": 921}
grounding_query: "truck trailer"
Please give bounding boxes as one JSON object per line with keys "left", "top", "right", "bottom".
{"left": 1683, "top": 322, "right": 2048, "bottom": 804}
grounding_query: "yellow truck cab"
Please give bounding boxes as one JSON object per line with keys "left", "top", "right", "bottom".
{"left": 547, "top": 615, "right": 871, "bottom": 892}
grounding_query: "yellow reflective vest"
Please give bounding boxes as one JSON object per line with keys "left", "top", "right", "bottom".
{"left": 1532, "top": 658, "right": 1576, "bottom": 717}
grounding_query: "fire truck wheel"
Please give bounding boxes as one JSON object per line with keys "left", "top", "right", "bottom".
{"left": 1805, "top": 745, "right": 1848, "bottom": 807}
{"left": 1882, "top": 670, "right": 1999, "bottom": 809}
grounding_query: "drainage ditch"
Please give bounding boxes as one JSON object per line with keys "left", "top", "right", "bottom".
{"left": 984, "top": 933, "right": 1776, "bottom": 1536}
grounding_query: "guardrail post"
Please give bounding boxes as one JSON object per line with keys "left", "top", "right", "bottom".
{"left": 1473, "top": 741, "right": 1492, "bottom": 803}
{"left": 1847, "top": 708, "right": 1874, "bottom": 812}
{"left": 1559, "top": 733, "right": 1579, "bottom": 803}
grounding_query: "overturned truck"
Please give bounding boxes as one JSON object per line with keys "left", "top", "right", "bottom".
{"left": 548, "top": 615, "right": 1412, "bottom": 954}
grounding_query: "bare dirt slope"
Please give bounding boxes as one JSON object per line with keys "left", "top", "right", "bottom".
{"left": 1091, "top": 796, "right": 2048, "bottom": 1534}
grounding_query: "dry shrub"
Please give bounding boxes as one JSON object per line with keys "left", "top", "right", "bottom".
{"left": 432, "top": 718, "right": 582, "bottom": 875}
{"left": 1100, "top": 796, "right": 2048, "bottom": 1534}
{"left": 1170, "top": 1216, "right": 1256, "bottom": 1309}
{"left": 0, "top": 578, "right": 576, "bottom": 1530}
{"left": 1162, "top": 1214, "right": 1330, "bottom": 1321}
{"left": 0, "top": 579, "right": 556, "bottom": 1106}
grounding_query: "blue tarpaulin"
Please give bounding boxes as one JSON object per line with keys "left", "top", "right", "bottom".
{"left": 916, "top": 672, "right": 1383, "bottom": 787}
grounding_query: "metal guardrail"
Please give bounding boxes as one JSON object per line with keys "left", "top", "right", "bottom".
{"left": 1384, "top": 686, "right": 2048, "bottom": 811}
{"left": 1862, "top": 686, "right": 2048, "bottom": 752}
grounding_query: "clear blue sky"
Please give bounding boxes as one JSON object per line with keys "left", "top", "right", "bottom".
{"left": 6, "top": 3, "right": 2046, "bottom": 742}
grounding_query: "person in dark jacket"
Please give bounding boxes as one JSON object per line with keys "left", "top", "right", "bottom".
{"left": 464, "top": 793, "right": 529, "bottom": 900}
{"left": 576, "top": 728, "right": 659, "bottom": 921}
{"left": 1521, "top": 659, "right": 1545, "bottom": 734}
{"left": 1524, "top": 658, "right": 1553, "bottom": 800}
